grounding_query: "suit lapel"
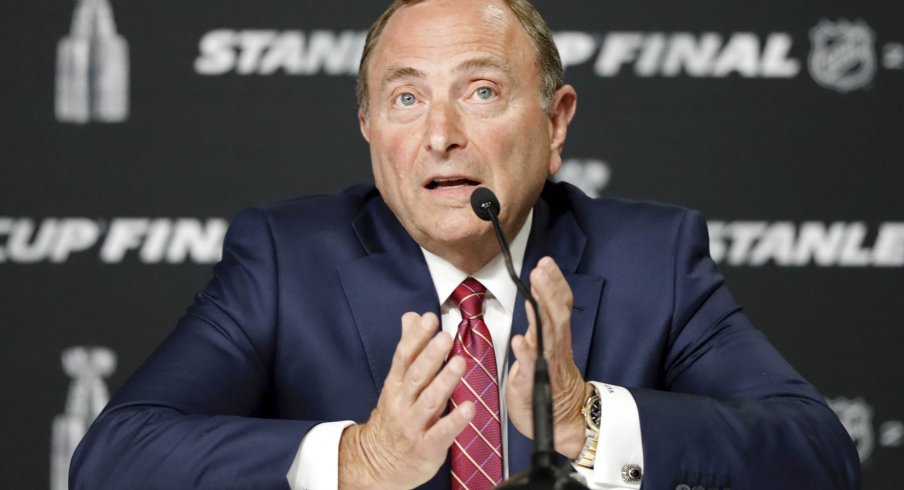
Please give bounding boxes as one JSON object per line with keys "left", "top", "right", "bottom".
{"left": 507, "top": 186, "right": 606, "bottom": 474}
{"left": 338, "top": 198, "right": 440, "bottom": 393}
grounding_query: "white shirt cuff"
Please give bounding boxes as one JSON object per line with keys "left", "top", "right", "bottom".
{"left": 572, "top": 382, "right": 644, "bottom": 489}
{"left": 286, "top": 420, "right": 356, "bottom": 490}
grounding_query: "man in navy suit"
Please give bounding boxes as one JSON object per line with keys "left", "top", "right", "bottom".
{"left": 71, "top": 0, "right": 860, "bottom": 489}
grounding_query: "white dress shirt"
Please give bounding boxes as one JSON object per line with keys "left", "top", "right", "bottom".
{"left": 288, "top": 211, "right": 644, "bottom": 489}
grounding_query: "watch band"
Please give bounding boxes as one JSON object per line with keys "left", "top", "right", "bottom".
{"left": 574, "top": 383, "right": 601, "bottom": 468}
{"left": 574, "top": 427, "right": 599, "bottom": 468}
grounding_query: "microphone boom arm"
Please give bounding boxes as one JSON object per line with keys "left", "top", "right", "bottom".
{"left": 484, "top": 206, "right": 556, "bottom": 472}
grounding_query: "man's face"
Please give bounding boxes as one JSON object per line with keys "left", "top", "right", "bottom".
{"left": 360, "top": 0, "right": 575, "bottom": 268}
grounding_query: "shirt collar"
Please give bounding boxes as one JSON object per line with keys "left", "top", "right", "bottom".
{"left": 421, "top": 209, "right": 533, "bottom": 315}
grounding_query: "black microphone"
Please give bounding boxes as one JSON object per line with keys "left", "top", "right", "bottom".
{"left": 470, "top": 187, "right": 587, "bottom": 489}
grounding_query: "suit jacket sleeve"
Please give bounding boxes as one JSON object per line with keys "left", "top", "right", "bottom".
{"left": 70, "top": 208, "right": 313, "bottom": 490}
{"left": 629, "top": 209, "right": 860, "bottom": 489}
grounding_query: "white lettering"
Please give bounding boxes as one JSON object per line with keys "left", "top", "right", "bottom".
{"left": 588, "top": 31, "right": 800, "bottom": 79}
{"left": 553, "top": 159, "right": 611, "bottom": 198}
{"left": 259, "top": 31, "right": 305, "bottom": 75}
{"left": 195, "top": 29, "right": 364, "bottom": 76}
{"left": 661, "top": 33, "right": 722, "bottom": 77}
{"left": 872, "top": 223, "right": 904, "bottom": 266}
{"left": 749, "top": 221, "right": 796, "bottom": 266}
{"left": 635, "top": 33, "right": 667, "bottom": 76}
{"left": 138, "top": 219, "right": 172, "bottom": 263}
{"left": 236, "top": 30, "right": 277, "bottom": 75}
{"left": 595, "top": 33, "right": 644, "bottom": 76}
{"left": 554, "top": 32, "right": 597, "bottom": 69}
{"left": 50, "top": 219, "right": 101, "bottom": 263}
{"left": 0, "top": 217, "right": 228, "bottom": 264}
{"left": 2, "top": 217, "right": 895, "bottom": 267}
{"left": 707, "top": 221, "right": 726, "bottom": 263}
{"left": 794, "top": 222, "right": 847, "bottom": 266}
{"left": 101, "top": 219, "right": 149, "bottom": 263}
{"left": 708, "top": 221, "right": 904, "bottom": 267}
{"left": 165, "top": 219, "right": 227, "bottom": 264}
{"left": 0, "top": 218, "right": 10, "bottom": 262}
{"left": 195, "top": 29, "right": 802, "bottom": 80}
{"left": 761, "top": 33, "right": 800, "bottom": 77}
{"left": 7, "top": 218, "right": 57, "bottom": 263}
{"left": 839, "top": 223, "right": 872, "bottom": 266}
{"left": 195, "top": 29, "right": 236, "bottom": 75}
{"left": 300, "top": 30, "right": 364, "bottom": 75}
{"left": 726, "top": 222, "right": 768, "bottom": 266}
{"left": 713, "top": 33, "right": 760, "bottom": 77}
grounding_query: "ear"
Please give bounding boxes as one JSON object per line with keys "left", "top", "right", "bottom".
{"left": 358, "top": 107, "right": 370, "bottom": 142}
{"left": 546, "top": 84, "right": 578, "bottom": 175}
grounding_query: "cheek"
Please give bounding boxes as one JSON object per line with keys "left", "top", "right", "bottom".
{"left": 383, "top": 132, "right": 419, "bottom": 179}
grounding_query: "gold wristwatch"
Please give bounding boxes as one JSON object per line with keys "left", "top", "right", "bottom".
{"left": 574, "top": 383, "right": 601, "bottom": 468}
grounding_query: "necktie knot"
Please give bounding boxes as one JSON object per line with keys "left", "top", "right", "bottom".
{"left": 452, "top": 277, "right": 487, "bottom": 321}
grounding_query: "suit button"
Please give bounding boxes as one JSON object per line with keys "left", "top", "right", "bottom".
{"left": 675, "top": 485, "right": 691, "bottom": 490}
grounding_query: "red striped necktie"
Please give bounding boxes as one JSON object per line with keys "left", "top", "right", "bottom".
{"left": 449, "top": 277, "right": 503, "bottom": 489}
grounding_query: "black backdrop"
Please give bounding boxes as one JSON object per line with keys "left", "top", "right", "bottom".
{"left": 2, "top": 1, "right": 902, "bottom": 488}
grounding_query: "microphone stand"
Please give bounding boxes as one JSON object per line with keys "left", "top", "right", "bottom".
{"left": 471, "top": 189, "right": 588, "bottom": 490}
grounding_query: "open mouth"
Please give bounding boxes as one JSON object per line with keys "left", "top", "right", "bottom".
{"left": 425, "top": 177, "right": 480, "bottom": 190}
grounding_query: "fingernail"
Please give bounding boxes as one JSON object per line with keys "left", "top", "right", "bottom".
{"left": 512, "top": 336, "right": 524, "bottom": 350}
{"left": 434, "top": 331, "right": 451, "bottom": 348}
{"left": 421, "top": 316, "right": 435, "bottom": 331}
{"left": 461, "top": 402, "right": 474, "bottom": 418}
{"left": 449, "top": 356, "right": 465, "bottom": 374}
{"left": 535, "top": 268, "right": 547, "bottom": 283}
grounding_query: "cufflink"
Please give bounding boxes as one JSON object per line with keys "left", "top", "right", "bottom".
{"left": 621, "top": 463, "right": 642, "bottom": 483}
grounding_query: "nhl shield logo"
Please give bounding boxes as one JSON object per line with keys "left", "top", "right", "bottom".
{"left": 829, "top": 396, "right": 875, "bottom": 463}
{"left": 808, "top": 19, "right": 876, "bottom": 93}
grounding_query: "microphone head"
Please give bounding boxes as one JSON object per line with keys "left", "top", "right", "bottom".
{"left": 470, "top": 187, "right": 500, "bottom": 221}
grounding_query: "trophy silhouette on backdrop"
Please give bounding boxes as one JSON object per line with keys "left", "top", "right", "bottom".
{"left": 50, "top": 347, "right": 116, "bottom": 490}
{"left": 56, "top": 0, "right": 129, "bottom": 124}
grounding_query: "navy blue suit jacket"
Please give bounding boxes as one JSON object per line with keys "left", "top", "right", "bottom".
{"left": 71, "top": 182, "right": 859, "bottom": 489}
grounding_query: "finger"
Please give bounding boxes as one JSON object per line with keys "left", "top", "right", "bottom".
{"left": 530, "top": 257, "right": 574, "bottom": 348}
{"left": 511, "top": 303, "right": 539, "bottom": 388}
{"left": 386, "top": 312, "right": 440, "bottom": 385}
{"left": 402, "top": 330, "right": 454, "bottom": 403}
{"left": 411, "top": 354, "right": 466, "bottom": 427}
{"left": 508, "top": 334, "right": 536, "bottom": 392}
{"left": 424, "top": 400, "right": 474, "bottom": 451}
{"left": 520, "top": 300, "right": 539, "bottom": 359}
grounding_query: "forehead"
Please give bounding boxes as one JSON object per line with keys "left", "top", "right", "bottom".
{"left": 369, "top": 0, "right": 536, "bottom": 81}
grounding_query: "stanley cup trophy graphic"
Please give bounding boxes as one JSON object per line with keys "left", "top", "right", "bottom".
{"left": 56, "top": 0, "right": 129, "bottom": 123}
{"left": 50, "top": 347, "right": 117, "bottom": 490}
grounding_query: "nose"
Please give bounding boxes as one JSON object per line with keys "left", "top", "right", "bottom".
{"left": 423, "top": 99, "right": 465, "bottom": 157}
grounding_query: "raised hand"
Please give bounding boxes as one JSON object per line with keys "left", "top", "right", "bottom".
{"left": 338, "top": 312, "right": 474, "bottom": 489}
{"left": 505, "top": 257, "right": 590, "bottom": 459}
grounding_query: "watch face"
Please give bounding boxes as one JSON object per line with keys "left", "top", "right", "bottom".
{"left": 584, "top": 394, "right": 601, "bottom": 430}
{"left": 589, "top": 397, "right": 601, "bottom": 429}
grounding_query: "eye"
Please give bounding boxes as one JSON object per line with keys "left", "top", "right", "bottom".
{"left": 474, "top": 86, "right": 496, "bottom": 101}
{"left": 396, "top": 92, "right": 417, "bottom": 107}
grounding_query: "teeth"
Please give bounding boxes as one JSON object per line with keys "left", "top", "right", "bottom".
{"left": 428, "top": 177, "right": 477, "bottom": 189}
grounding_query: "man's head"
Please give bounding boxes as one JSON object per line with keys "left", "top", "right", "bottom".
{"left": 357, "top": 0, "right": 565, "bottom": 115}
{"left": 358, "top": 0, "right": 577, "bottom": 273}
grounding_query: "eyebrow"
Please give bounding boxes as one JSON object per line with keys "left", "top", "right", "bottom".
{"left": 379, "top": 65, "right": 426, "bottom": 93}
{"left": 453, "top": 57, "right": 512, "bottom": 77}
{"left": 378, "top": 57, "right": 513, "bottom": 93}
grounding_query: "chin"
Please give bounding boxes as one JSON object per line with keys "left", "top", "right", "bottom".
{"left": 420, "top": 220, "right": 490, "bottom": 247}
